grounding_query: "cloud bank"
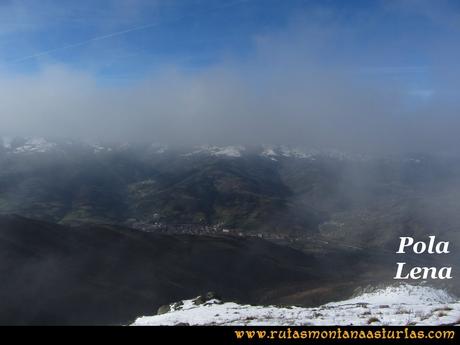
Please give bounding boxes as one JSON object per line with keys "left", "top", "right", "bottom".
{"left": 0, "top": 1, "right": 459, "bottom": 154}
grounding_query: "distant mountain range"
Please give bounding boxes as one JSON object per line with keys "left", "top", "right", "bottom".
{"left": 1, "top": 137, "right": 460, "bottom": 252}
{"left": 0, "top": 136, "right": 366, "bottom": 159}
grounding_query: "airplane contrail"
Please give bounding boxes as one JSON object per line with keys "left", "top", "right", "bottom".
{"left": 12, "top": 23, "right": 162, "bottom": 63}
{"left": 10, "top": 0, "right": 251, "bottom": 64}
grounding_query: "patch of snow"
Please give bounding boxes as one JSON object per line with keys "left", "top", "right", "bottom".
{"left": 13, "top": 137, "right": 57, "bottom": 154}
{"left": 328, "top": 284, "right": 455, "bottom": 306}
{"left": 185, "top": 145, "right": 245, "bottom": 158}
{"left": 279, "top": 146, "right": 314, "bottom": 159}
{"left": 132, "top": 284, "right": 460, "bottom": 326}
{"left": 214, "top": 146, "right": 244, "bottom": 157}
{"left": 91, "top": 143, "right": 112, "bottom": 154}
{"left": 260, "top": 147, "right": 278, "bottom": 161}
{"left": 259, "top": 146, "right": 371, "bottom": 162}
{"left": 259, "top": 146, "right": 316, "bottom": 160}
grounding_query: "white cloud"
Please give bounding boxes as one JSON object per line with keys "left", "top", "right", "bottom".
{"left": 0, "top": 2, "right": 458, "bottom": 154}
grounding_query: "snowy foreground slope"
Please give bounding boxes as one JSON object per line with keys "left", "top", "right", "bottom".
{"left": 132, "top": 285, "right": 460, "bottom": 326}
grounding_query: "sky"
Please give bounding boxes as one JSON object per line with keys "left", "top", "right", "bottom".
{"left": 0, "top": 0, "right": 459, "bottom": 153}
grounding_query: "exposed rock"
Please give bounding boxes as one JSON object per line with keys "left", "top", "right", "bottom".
{"left": 157, "top": 305, "right": 170, "bottom": 315}
{"left": 176, "top": 322, "right": 190, "bottom": 326}
{"left": 171, "top": 301, "right": 184, "bottom": 310}
{"left": 205, "top": 291, "right": 220, "bottom": 301}
{"left": 192, "top": 296, "right": 205, "bottom": 305}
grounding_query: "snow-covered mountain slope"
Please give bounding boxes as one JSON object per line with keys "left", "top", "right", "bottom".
{"left": 0, "top": 137, "right": 433, "bottom": 165}
{"left": 0, "top": 136, "right": 130, "bottom": 155}
{"left": 259, "top": 145, "right": 373, "bottom": 161}
{"left": 0, "top": 136, "right": 375, "bottom": 161}
{"left": 90, "top": 143, "right": 112, "bottom": 154}
{"left": 184, "top": 145, "right": 245, "bottom": 157}
{"left": 132, "top": 284, "right": 460, "bottom": 326}
{"left": 2, "top": 137, "right": 58, "bottom": 153}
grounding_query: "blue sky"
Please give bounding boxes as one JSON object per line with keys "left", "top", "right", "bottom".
{"left": 1, "top": 0, "right": 457, "bottom": 85}
{"left": 1, "top": 0, "right": 310, "bottom": 76}
{"left": 0, "top": 0, "right": 459, "bottom": 151}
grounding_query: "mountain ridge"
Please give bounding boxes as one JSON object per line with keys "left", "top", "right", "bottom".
{"left": 132, "top": 284, "right": 460, "bottom": 326}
